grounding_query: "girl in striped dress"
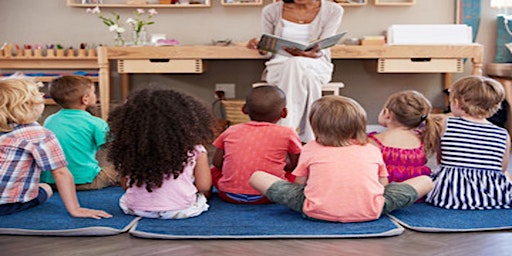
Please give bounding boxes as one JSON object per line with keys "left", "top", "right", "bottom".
{"left": 426, "top": 76, "right": 512, "bottom": 209}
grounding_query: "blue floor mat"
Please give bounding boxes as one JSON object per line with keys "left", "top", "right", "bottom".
{"left": 129, "top": 196, "right": 404, "bottom": 239}
{"left": 388, "top": 203, "right": 512, "bottom": 232}
{"left": 0, "top": 187, "right": 139, "bottom": 236}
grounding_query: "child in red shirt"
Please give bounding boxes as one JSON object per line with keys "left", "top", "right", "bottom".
{"left": 212, "top": 85, "right": 302, "bottom": 204}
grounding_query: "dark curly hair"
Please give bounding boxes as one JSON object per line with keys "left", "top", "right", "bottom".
{"left": 107, "top": 88, "right": 214, "bottom": 192}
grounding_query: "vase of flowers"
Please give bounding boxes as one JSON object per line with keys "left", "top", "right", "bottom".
{"left": 126, "top": 9, "right": 158, "bottom": 46}
{"left": 87, "top": 6, "right": 126, "bottom": 46}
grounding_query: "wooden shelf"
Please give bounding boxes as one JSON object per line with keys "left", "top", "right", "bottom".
{"left": 31, "top": 76, "right": 99, "bottom": 83}
{"left": 220, "top": 0, "right": 262, "bottom": 6}
{"left": 0, "top": 52, "right": 105, "bottom": 118}
{"left": 374, "top": 0, "right": 414, "bottom": 6}
{"left": 66, "top": 0, "right": 211, "bottom": 8}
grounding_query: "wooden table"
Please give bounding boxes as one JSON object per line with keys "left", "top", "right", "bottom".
{"left": 97, "top": 44, "right": 484, "bottom": 119}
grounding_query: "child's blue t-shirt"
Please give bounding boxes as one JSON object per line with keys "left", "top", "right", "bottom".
{"left": 40, "top": 109, "right": 109, "bottom": 184}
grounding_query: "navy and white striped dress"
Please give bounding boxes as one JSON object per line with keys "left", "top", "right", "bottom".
{"left": 425, "top": 117, "right": 512, "bottom": 209}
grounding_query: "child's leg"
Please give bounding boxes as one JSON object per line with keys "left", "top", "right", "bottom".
{"left": 75, "top": 147, "right": 120, "bottom": 190}
{"left": 401, "top": 175, "right": 434, "bottom": 198}
{"left": 250, "top": 171, "right": 305, "bottom": 212}
{"left": 213, "top": 167, "right": 271, "bottom": 204}
{"left": 40, "top": 183, "right": 53, "bottom": 200}
{"left": 249, "top": 171, "right": 283, "bottom": 195}
{"left": 75, "top": 166, "right": 120, "bottom": 191}
{"left": 0, "top": 185, "right": 52, "bottom": 216}
{"left": 381, "top": 175, "right": 433, "bottom": 215}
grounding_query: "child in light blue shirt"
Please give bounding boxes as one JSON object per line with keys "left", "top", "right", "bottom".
{"left": 41, "top": 75, "right": 118, "bottom": 190}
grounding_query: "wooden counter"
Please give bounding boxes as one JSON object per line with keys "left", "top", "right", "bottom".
{"left": 94, "top": 44, "right": 483, "bottom": 119}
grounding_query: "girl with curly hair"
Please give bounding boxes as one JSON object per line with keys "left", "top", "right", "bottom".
{"left": 108, "top": 88, "right": 214, "bottom": 219}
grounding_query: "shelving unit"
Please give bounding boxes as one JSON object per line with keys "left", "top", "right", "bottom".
{"left": 0, "top": 49, "right": 106, "bottom": 118}
{"left": 66, "top": 0, "right": 211, "bottom": 8}
{"left": 374, "top": 0, "right": 414, "bottom": 6}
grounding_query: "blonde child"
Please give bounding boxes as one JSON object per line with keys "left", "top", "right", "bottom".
{"left": 40, "top": 75, "right": 118, "bottom": 190}
{"left": 369, "top": 90, "right": 442, "bottom": 183}
{"left": 0, "top": 77, "right": 111, "bottom": 219}
{"left": 426, "top": 76, "right": 512, "bottom": 209}
{"left": 250, "top": 95, "right": 433, "bottom": 223}
{"left": 212, "top": 85, "right": 302, "bottom": 204}
{"left": 108, "top": 88, "right": 214, "bottom": 219}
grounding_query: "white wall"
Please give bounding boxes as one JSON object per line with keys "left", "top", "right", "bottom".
{"left": 0, "top": 0, "right": 504, "bottom": 123}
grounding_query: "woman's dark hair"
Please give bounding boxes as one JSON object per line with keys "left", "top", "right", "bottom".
{"left": 282, "top": 0, "right": 294, "bottom": 3}
{"left": 107, "top": 88, "right": 214, "bottom": 192}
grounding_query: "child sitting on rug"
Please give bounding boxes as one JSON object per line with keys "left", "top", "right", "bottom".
{"left": 0, "top": 77, "right": 111, "bottom": 219}
{"left": 368, "top": 90, "right": 442, "bottom": 184}
{"left": 249, "top": 95, "right": 433, "bottom": 223}
{"left": 426, "top": 76, "right": 512, "bottom": 210}
{"left": 108, "top": 88, "right": 214, "bottom": 219}
{"left": 40, "top": 75, "right": 119, "bottom": 190}
{"left": 211, "top": 85, "right": 302, "bottom": 204}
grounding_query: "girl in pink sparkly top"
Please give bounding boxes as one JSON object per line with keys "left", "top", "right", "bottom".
{"left": 369, "top": 90, "right": 443, "bottom": 185}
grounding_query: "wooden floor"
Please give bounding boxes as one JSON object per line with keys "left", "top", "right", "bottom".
{"left": 1, "top": 229, "right": 512, "bottom": 255}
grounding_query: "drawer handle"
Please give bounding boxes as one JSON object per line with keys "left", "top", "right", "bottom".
{"left": 410, "top": 58, "right": 431, "bottom": 62}
{"left": 149, "top": 59, "right": 170, "bottom": 63}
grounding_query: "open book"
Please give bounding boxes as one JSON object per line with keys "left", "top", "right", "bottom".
{"left": 257, "top": 31, "right": 347, "bottom": 53}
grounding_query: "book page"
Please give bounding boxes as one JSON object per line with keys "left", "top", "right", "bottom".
{"left": 257, "top": 31, "right": 347, "bottom": 53}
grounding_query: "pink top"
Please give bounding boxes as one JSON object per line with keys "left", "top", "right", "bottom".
{"left": 368, "top": 132, "right": 431, "bottom": 183}
{"left": 293, "top": 141, "right": 388, "bottom": 223}
{"left": 123, "top": 145, "right": 206, "bottom": 212}
{"left": 213, "top": 121, "right": 302, "bottom": 194}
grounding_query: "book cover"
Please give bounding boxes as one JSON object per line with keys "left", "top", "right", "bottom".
{"left": 257, "top": 31, "right": 348, "bottom": 53}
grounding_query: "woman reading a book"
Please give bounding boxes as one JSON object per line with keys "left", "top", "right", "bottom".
{"left": 247, "top": 0, "right": 343, "bottom": 143}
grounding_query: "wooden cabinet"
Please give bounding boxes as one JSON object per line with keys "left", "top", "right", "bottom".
{"left": 66, "top": 0, "right": 211, "bottom": 8}
{"left": 374, "top": 0, "right": 415, "bottom": 6}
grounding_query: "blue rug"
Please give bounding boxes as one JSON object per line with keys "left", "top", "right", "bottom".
{"left": 129, "top": 196, "right": 404, "bottom": 239}
{"left": 389, "top": 203, "right": 512, "bottom": 232}
{"left": 0, "top": 187, "right": 139, "bottom": 236}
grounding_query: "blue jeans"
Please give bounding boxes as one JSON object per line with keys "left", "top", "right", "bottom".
{"left": 0, "top": 187, "right": 49, "bottom": 216}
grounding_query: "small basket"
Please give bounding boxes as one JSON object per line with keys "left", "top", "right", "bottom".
{"left": 221, "top": 100, "right": 250, "bottom": 125}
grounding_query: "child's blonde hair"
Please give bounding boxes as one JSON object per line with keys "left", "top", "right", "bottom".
{"left": 309, "top": 95, "right": 368, "bottom": 147}
{"left": 449, "top": 75, "right": 505, "bottom": 119}
{"left": 49, "top": 75, "right": 93, "bottom": 108}
{"left": 384, "top": 90, "right": 442, "bottom": 155}
{"left": 0, "top": 77, "right": 44, "bottom": 132}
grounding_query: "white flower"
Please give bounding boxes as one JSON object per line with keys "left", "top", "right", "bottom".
{"left": 136, "top": 9, "right": 145, "bottom": 14}
{"left": 126, "top": 18, "right": 136, "bottom": 24}
{"left": 109, "top": 24, "right": 119, "bottom": 32}
{"left": 91, "top": 6, "right": 100, "bottom": 14}
{"left": 116, "top": 27, "right": 126, "bottom": 33}
{"left": 148, "top": 9, "right": 158, "bottom": 16}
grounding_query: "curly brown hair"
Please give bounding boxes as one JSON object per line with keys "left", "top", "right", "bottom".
{"left": 107, "top": 88, "right": 214, "bottom": 192}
